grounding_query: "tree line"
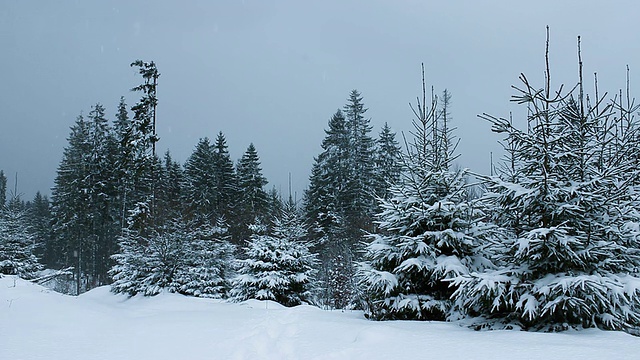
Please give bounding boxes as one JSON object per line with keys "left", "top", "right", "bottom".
{"left": 2, "top": 34, "right": 640, "bottom": 332}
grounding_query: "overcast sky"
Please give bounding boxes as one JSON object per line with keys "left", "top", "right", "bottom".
{"left": 2, "top": 0, "right": 640, "bottom": 201}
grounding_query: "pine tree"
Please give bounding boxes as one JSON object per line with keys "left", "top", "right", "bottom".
{"left": 168, "top": 222, "right": 235, "bottom": 298}
{"left": 452, "top": 35, "right": 640, "bottom": 331}
{"left": 110, "top": 220, "right": 234, "bottom": 298}
{"left": 155, "top": 151, "right": 183, "bottom": 226}
{"left": 235, "top": 143, "right": 269, "bottom": 241}
{"left": 28, "top": 192, "right": 53, "bottom": 267}
{"left": 374, "top": 122, "right": 402, "bottom": 201}
{"left": 231, "top": 207, "right": 316, "bottom": 307}
{"left": 343, "top": 90, "right": 377, "bottom": 232}
{"left": 51, "top": 113, "right": 93, "bottom": 292}
{"left": 0, "top": 170, "right": 6, "bottom": 208}
{"left": 0, "top": 196, "right": 42, "bottom": 279}
{"left": 266, "top": 187, "right": 284, "bottom": 227}
{"left": 113, "top": 96, "right": 135, "bottom": 231}
{"left": 303, "top": 110, "right": 356, "bottom": 308}
{"left": 183, "top": 137, "right": 217, "bottom": 224}
{"left": 86, "top": 103, "right": 119, "bottom": 285}
{"left": 359, "top": 69, "right": 491, "bottom": 320}
{"left": 305, "top": 110, "right": 349, "bottom": 231}
{"left": 128, "top": 60, "right": 160, "bottom": 233}
{"left": 212, "top": 132, "right": 238, "bottom": 225}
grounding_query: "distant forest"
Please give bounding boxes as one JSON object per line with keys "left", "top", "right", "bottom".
{"left": 2, "top": 34, "right": 640, "bottom": 333}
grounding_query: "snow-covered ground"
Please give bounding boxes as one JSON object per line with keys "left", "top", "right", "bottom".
{"left": 1, "top": 276, "right": 638, "bottom": 360}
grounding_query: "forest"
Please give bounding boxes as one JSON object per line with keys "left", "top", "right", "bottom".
{"left": 2, "top": 34, "right": 640, "bottom": 334}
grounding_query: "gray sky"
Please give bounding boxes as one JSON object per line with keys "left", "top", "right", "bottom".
{"left": 2, "top": 0, "right": 640, "bottom": 201}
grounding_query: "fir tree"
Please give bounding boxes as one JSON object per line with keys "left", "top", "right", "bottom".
{"left": 28, "top": 192, "right": 53, "bottom": 267}
{"left": 51, "top": 113, "right": 93, "bottom": 292}
{"left": 360, "top": 69, "right": 491, "bottom": 320}
{"left": 374, "top": 122, "right": 402, "bottom": 201}
{"left": 183, "top": 137, "right": 216, "bottom": 224}
{"left": 155, "top": 151, "right": 183, "bottom": 226}
{"left": 212, "top": 132, "right": 238, "bottom": 225}
{"left": 111, "top": 220, "right": 234, "bottom": 298}
{"left": 235, "top": 143, "right": 269, "bottom": 241}
{"left": 113, "top": 96, "right": 135, "bottom": 230}
{"left": 343, "top": 90, "right": 377, "bottom": 232}
{"left": 304, "top": 110, "right": 356, "bottom": 308}
{"left": 0, "top": 170, "right": 6, "bottom": 208}
{"left": 86, "top": 103, "right": 119, "bottom": 285}
{"left": 128, "top": 60, "right": 160, "bottom": 233}
{"left": 0, "top": 196, "right": 42, "bottom": 279}
{"left": 304, "top": 110, "right": 349, "bottom": 231}
{"left": 452, "top": 36, "right": 640, "bottom": 331}
{"left": 169, "top": 222, "right": 235, "bottom": 298}
{"left": 231, "top": 208, "right": 316, "bottom": 307}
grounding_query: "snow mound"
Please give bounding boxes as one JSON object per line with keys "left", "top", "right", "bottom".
{"left": 239, "top": 298, "right": 287, "bottom": 310}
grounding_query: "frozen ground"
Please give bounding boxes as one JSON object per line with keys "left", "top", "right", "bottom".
{"left": 1, "top": 276, "right": 638, "bottom": 360}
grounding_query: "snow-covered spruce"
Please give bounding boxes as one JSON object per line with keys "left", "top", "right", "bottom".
{"left": 231, "top": 209, "right": 316, "bottom": 307}
{"left": 452, "top": 72, "right": 640, "bottom": 331}
{"left": 359, "top": 82, "right": 493, "bottom": 321}
{"left": 359, "top": 167, "right": 493, "bottom": 320}
{"left": 0, "top": 200, "right": 42, "bottom": 279}
{"left": 110, "top": 221, "right": 234, "bottom": 298}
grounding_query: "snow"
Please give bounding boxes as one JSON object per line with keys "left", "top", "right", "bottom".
{"left": 1, "top": 276, "right": 639, "bottom": 360}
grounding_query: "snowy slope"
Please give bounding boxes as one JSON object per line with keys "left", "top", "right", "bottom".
{"left": 1, "top": 276, "right": 638, "bottom": 360}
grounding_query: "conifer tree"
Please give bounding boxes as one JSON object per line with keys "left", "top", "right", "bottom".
{"left": 231, "top": 206, "right": 316, "bottom": 306}
{"left": 128, "top": 60, "right": 160, "bottom": 233}
{"left": 183, "top": 137, "right": 216, "bottom": 223}
{"left": 28, "top": 192, "right": 53, "bottom": 267}
{"left": 452, "top": 34, "right": 640, "bottom": 331}
{"left": 172, "top": 222, "right": 235, "bottom": 298}
{"left": 110, "top": 220, "right": 234, "bottom": 298}
{"left": 155, "top": 151, "right": 183, "bottom": 226}
{"left": 360, "top": 68, "right": 491, "bottom": 320}
{"left": 51, "top": 113, "right": 93, "bottom": 291}
{"left": 374, "top": 122, "right": 402, "bottom": 201}
{"left": 304, "top": 110, "right": 356, "bottom": 307}
{"left": 86, "top": 103, "right": 119, "bottom": 285}
{"left": 343, "top": 90, "right": 377, "bottom": 232}
{"left": 0, "top": 195, "right": 42, "bottom": 279}
{"left": 0, "top": 170, "right": 6, "bottom": 208}
{"left": 212, "top": 132, "right": 238, "bottom": 225}
{"left": 305, "top": 110, "right": 349, "bottom": 231}
{"left": 113, "top": 96, "right": 135, "bottom": 230}
{"left": 235, "top": 143, "right": 269, "bottom": 240}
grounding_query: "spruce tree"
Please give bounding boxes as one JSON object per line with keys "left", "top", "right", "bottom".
{"left": 172, "top": 222, "right": 235, "bottom": 298}
{"left": 304, "top": 110, "right": 349, "bottom": 231}
{"left": 235, "top": 143, "right": 269, "bottom": 241}
{"left": 0, "top": 170, "right": 6, "bottom": 208}
{"left": 28, "top": 192, "right": 53, "bottom": 267}
{"left": 231, "top": 205, "right": 316, "bottom": 306}
{"left": 113, "top": 96, "right": 135, "bottom": 230}
{"left": 155, "top": 151, "right": 183, "bottom": 226}
{"left": 304, "top": 110, "right": 356, "bottom": 308}
{"left": 452, "top": 36, "right": 640, "bottom": 331}
{"left": 343, "top": 90, "right": 377, "bottom": 232}
{"left": 360, "top": 71, "right": 491, "bottom": 321}
{"left": 110, "top": 220, "right": 235, "bottom": 298}
{"left": 212, "top": 132, "right": 238, "bottom": 225}
{"left": 374, "top": 122, "right": 402, "bottom": 201}
{"left": 0, "top": 196, "right": 42, "bottom": 279}
{"left": 86, "top": 103, "right": 119, "bottom": 285}
{"left": 183, "top": 137, "right": 217, "bottom": 223}
{"left": 128, "top": 60, "right": 160, "bottom": 233}
{"left": 51, "top": 113, "right": 93, "bottom": 292}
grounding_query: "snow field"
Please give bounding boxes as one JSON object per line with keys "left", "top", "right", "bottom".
{"left": 1, "top": 276, "right": 639, "bottom": 360}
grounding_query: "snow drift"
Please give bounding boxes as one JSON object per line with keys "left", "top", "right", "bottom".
{"left": 1, "top": 275, "right": 638, "bottom": 360}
